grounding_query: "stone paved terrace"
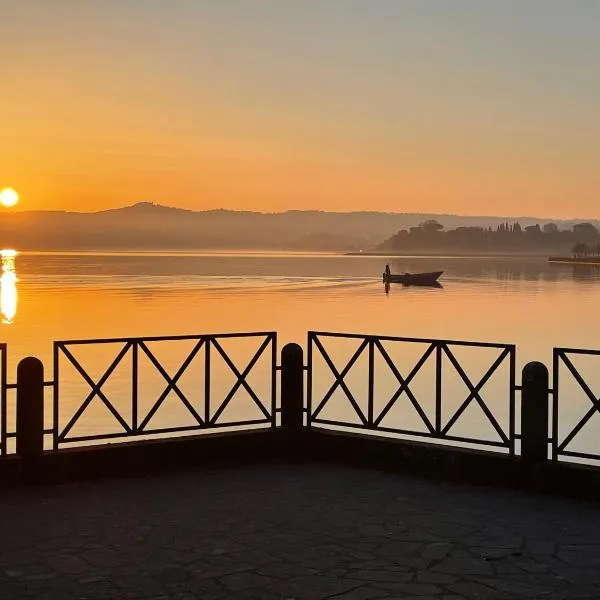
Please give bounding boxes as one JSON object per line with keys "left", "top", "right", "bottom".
{"left": 1, "top": 464, "right": 600, "bottom": 600}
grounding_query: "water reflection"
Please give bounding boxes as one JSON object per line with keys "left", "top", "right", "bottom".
{"left": 571, "top": 264, "right": 600, "bottom": 282}
{"left": 1, "top": 250, "right": 18, "bottom": 324}
{"left": 386, "top": 257, "right": 600, "bottom": 284}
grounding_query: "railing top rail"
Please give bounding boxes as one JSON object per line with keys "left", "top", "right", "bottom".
{"left": 309, "top": 330, "right": 515, "bottom": 350}
{"left": 554, "top": 347, "right": 600, "bottom": 356}
{"left": 54, "top": 331, "right": 277, "bottom": 346}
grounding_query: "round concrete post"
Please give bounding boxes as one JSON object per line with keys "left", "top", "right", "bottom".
{"left": 281, "top": 343, "right": 304, "bottom": 430}
{"left": 16, "top": 357, "right": 45, "bottom": 458}
{"left": 521, "top": 361, "right": 549, "bottom": 463}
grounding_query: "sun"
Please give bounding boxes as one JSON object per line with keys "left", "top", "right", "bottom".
{"left": 0, "top": 188, "right": 19, "bottom": 208}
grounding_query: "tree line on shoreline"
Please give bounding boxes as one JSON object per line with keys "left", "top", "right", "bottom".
{"left": 377, "top": 220, "right": 600, "bottom": 255}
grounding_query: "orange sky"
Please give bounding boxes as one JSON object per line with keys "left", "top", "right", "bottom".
{"left": 2, "top": 2, "right": 599, "bottom": 218}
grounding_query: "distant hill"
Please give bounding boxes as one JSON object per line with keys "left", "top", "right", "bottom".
{"left": 1, "top": 202, "right": 598, "bottom": 251}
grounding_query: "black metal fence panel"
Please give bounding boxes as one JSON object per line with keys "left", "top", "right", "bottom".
{"left": 308, "top": 331, "right": 517, "bottom": 454}
{"left": 52, "top": 332, "right": 277, "bottom": 448}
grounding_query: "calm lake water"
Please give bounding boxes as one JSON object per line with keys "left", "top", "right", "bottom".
{"left": 1, "top": 250, "right": 599, "bottom": 456}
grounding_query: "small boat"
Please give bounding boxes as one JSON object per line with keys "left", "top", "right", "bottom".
{"left": 382, "top": 268, "right": 443, "bottom": 286}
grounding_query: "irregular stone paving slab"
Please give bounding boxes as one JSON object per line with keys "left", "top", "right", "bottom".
{"left": 0, "top": 463, "right": 599, "bottom": 598}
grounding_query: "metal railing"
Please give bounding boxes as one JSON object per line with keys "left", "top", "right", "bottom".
{"left": 52, "top": 332, "right": 277, "bottom": 449}
{"left": 1, "top": 329, "right": 600, "bottom": 469}
{"left": 0, "top": 343, "right": 6, "bottom": 455}
{"left": 307, "top": 331, "right": 517, "bottom": 454}
{"left": 553, "top": 347, "right": 600, "bottom": 463}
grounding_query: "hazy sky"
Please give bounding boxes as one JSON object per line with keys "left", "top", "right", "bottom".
{"left": 2, "top": 1, "right": 599, "bottom": 217}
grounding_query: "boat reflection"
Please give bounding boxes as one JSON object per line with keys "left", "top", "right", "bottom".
{"left": 384, "top": 280, "right": 443, "bottom": 293}
{"left": 1, "top": 249, "right": 18, "bottom": 324}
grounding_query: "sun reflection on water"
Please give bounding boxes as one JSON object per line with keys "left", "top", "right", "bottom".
{"left": 1, "top": 249, "right": 18, "bottom": 324}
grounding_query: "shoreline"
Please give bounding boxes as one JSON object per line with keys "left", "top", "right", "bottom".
{"left": 345, "top": 251, "right": 551, "bottom": 258}
{"left": 548, "top": 256, "right": 600, "bottom": 265}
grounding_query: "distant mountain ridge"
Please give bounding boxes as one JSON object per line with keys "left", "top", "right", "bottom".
{"left": 2, "top": 202, "right": 598, "bottom": 251}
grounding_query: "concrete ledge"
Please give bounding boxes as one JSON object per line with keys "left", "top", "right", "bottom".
{"left": 2, "top": 427, "right": 600, "bottom": 501}
{"left": 302, "top": 428, "right": 600, "bottom": 500}
{"left": 0, "top": 428, "right": 292, "bottom": 488}
{"left": 303, "top": 428, "right": 522, "bottom": 484}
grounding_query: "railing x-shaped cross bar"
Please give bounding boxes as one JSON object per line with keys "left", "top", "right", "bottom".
{"left": 442, "top": 344, "right": 512, "bottom": 445}
{"left": 136, "top": 339, "right": 205, "bottom": 431}
{"left": 311, "top": 336, "right": 370, "bottom": 425}
{"left": 553, "top": 348, "right": 600, "bottom": 461}
{"left": 373, "top": 340, "right": 436, "bottom": 432}
{"left": 56, "top": 342, "right": 132, "bottom": 446}
{"left": 209, "top": 336, "right": 273, "bottom": 425}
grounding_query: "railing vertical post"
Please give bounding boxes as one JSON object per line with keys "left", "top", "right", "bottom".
{"left": 16, "top": 357, "right": 45, "bottom": 458}
{"left": 281, "top": 343, "right": 304, "bottom": 430}
{"left": 367, "top": 338, "right": 374, "bottom": 426}
{"left": 521, "top": 361, "right": 549, "bottom": 464}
